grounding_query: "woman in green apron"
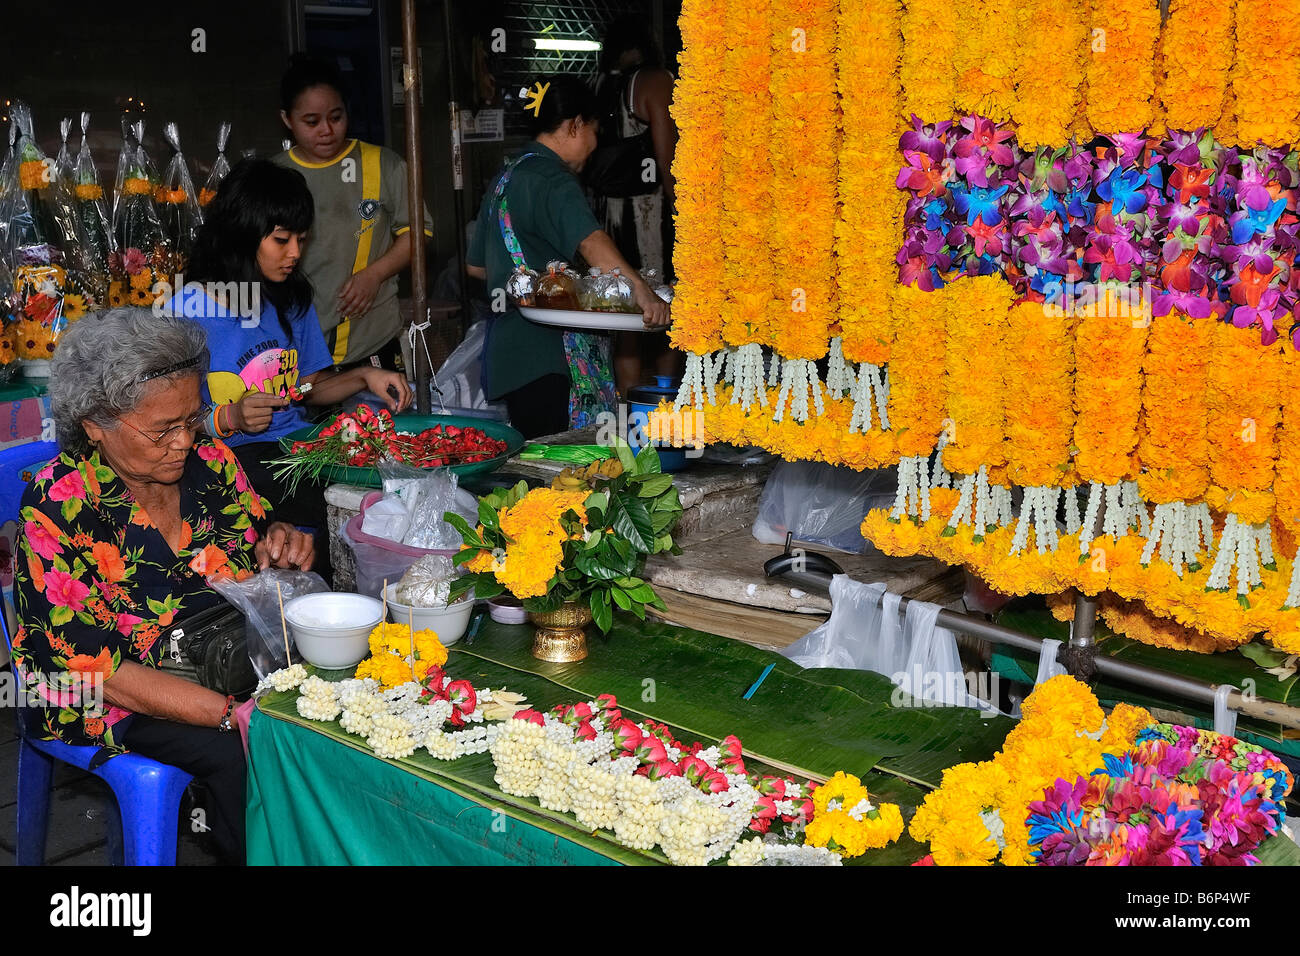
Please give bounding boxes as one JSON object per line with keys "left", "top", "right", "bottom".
{"left": 466, "top": 74, "right": 670, "bottom": 439}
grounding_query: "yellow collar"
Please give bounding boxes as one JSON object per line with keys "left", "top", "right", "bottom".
{"left": 287, "top": 139, "right": 359, "bottom": 169}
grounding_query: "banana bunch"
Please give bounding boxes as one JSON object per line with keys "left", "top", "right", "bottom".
{"left": 550, "top": 457, "right": 623, "bottom": 490}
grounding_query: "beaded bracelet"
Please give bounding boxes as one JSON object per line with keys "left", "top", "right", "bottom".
{"left": 216, "top": 694, "right": 235, "bottom": 733}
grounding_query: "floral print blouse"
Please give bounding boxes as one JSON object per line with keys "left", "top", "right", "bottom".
{"left": 12, "top": 439, "right": 270, "bottom": 750}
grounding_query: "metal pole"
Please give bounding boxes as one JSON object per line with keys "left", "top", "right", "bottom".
{"left": 442, "top": 0, "right": 471, "bottom": 334}
{"left": 769, "top": 570, "right": 1300, "bottom": 731}
{"left": 402, "top": 0, "right": 432, "bottom": 414}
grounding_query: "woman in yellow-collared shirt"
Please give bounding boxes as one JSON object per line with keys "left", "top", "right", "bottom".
{"left": 271, "top": 54, "right": 432, "bottom": 370}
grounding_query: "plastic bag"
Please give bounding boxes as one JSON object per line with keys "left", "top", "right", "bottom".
{"left": 157, "top": 122, "right": 202, "bottom": 268}
{"left": 109, "top": 120, "right": 169, "bottom": 308}
{"left": 199, "top": 121, "right": 231, "bottom": 208}
{"left": 752, "top": 460, "right": 897, "bottom": 554}
{"left": 5, "top": 103, "right": 93, "bottom": 361}
{"left": 378, "top": 460, "right": 467, "bottom": 550}
{"left": 360, "top": 493, "right": 412, "bottom": 541}
{"left": 71, "top": 113, "right": 113, "bottom": 306}
{"left": 207, "top": 569, "right": 330, "bottom": 678}
{"left": 54, "top": 118, "right": 75, "bottom": 191}
{"left": 394, "top": 554, "right": 458, "bottom": 607}
{"left": 432, "top": 319, "right": 506, "bottom": 414}
{"left": 783, "top": 575, "right": 1000, "bottom": 714}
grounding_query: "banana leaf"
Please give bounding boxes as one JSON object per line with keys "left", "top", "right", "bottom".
{"left": 452, "top": 618, "right": 1014, "bottom": 787}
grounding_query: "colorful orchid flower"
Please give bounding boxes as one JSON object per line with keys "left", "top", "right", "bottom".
{"left": 951, "top": 183, "right": 1009, "bottom": 226}
{"left": 898, "top": 116, "right": 951, "bottom": 163}
{"left": 1229, "top": 196, "right": 1288, "bottom": 244}
{"left": 1097, "top": 166, "right": 1152, "bottom": 216}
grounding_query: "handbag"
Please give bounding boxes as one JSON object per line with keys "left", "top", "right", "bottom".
{"left": 158, "top": 601, "right": 258, "bottom": 698}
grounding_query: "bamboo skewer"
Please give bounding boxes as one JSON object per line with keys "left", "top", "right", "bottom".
{"left": 276, "top": 581, "right": 290, "bottom": 665}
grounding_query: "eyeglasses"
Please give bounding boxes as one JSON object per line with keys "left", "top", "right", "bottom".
{"left": 115, "top": 405, "right": 211, "bottom": 447}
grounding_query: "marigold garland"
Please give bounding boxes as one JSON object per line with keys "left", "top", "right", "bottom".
{"left": 1158, "top": 0, "right": 1235, "bottom": 133}
{"left": 835, "top": 0, "right": 903, "bottom": 366}
{"left": 803, "top": 771, "right": 904, "bottom": 857}
{"left": 1073, "top": 301, "right": 1148, "bottom": 486}
{"left": 1228, "top": 0, "right": 1300, "bottom": 148}
{"left": 667, "top": 0, "right": 727, "bottom": 355}
{"left": 886, "top": 284, "right": 948, "bottom": 458}
{"left": 1205, "top": 324, "right": 1282, "bottom": 526}
{"left": 1085, "top": 0, "right": 1160, "bottom": 135}
{"left": 1003, "top": 300, "right": 1074, "bottom": 488}
{"left": 1275, "top": 350, "right": 1300, "bottom": 555}
{"left": 953, "top": 0, "right": 1018, "bottom": 123}
{"left": 898, "top": 0, "right": 957, "bottom": 124}
{"left": 1136, "top": 311, "right": 1211, "bottom": 505}
{"left": 940, "top": 277, "right": 1013, "bottom": 475}
{"left": 719, "top": 0, "right": 775, "bottom": 348}
{"left": 768, "top": 0, "right": 838, "bottom": 361}
{"left": 1012, "top": 0, "right": 1089, "bottom": 148}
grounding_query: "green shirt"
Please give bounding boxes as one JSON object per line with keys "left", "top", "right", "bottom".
{"left": 467, "top": 144, "right": 600, "bottom": 399}
{"left": 273, "top": 140, "right": 432, "bottom": 366}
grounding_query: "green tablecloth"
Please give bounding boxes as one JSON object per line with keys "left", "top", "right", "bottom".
{"left": 246, "top": 709, "right": 623, "bottom": 865}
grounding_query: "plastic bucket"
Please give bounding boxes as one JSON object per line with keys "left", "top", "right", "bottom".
{"left": 341, "top": 491, "right": 458, "bottom": 599}
{"left": 627, "top": 375, "right": 689, "bottom": 472}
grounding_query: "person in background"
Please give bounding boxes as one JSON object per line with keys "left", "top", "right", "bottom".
{"left": 273, "top": 53, "right": 433, "bottom": 371}
{"left": 183, "top": 158, "right": 413, "bottom": 585}
{"left": 466, "top": 74, "right": 670, "bottom": 439}
{"left": 14, "top": 308, "right": 317, "bottom": 864}
{"left": 592, "top": 16, "right": 681, "bottom": 397}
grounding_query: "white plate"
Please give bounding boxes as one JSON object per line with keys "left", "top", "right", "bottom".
{"left": 519, "top": 306, "right": 667, "bottom": 333}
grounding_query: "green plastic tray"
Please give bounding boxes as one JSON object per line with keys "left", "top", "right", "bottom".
{"left": 279, "top": 413, "right": 524, "bottom": 488}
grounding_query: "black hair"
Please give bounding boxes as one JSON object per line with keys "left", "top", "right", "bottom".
{"left": 599, "top": 16, "right": 663, "bottom": 73}
{"left": 525, "top": 74, "right": 599, "bottom": 137}
{"left": 280, "top": 52, "right": 348, "bottom": 115}
{"left": 188, "top": 158, "right": 315, "bottom": 337}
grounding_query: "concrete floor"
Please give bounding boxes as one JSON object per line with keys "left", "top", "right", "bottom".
{"left": 0, "top": 667, "right": 221, "bottom": 866}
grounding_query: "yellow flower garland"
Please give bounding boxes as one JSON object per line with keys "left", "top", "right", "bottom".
{"left": 940, "top": 277, "right": 1013, "bottom": 476}
{"left": 953, "top": 0, "right": 1018, "bottom": 123}
{"left": 1205, "top": 324, "right": 1282, "bottom": 525}
{"left": 1073, "top": 299, "right": 1148, "bottom": 486}
{"left": 835, "top": 0, "right": 903, "bottom": 366}
{"left": 887, "top": 284, "right": 949, "bottom": 458}
{"left": 1158, "top": 0, "right": 1235, "bottom": 132}
{"left": 1004, "top": 300, "right": 1074, "bottom": 488}
{"left": 804, "top": 771, "right": 903, "bottom": 857}
{"left": 1229, "top": 0, "right": 1300, "bottom": 148}
{"left": 898, "top": 0, "right": 957, "bottom": 124}
{"left": 1013, "top": 0, "right": 1089, "bottom": 148}
{"left": 667, "top": 0, "right": 727, "bottom": 356}
{"left": 1136, "top": 311, "right": 1211, "bottom": 505}
{"left": 719, "top": 0, "right": 775, "bottom": 348}
{"left": 1275, "top": 351, "right": 1300, "bottom": 568}
{"left": 1085, "top": 0, "right": 1160, "bottom": 135}
{"left": 768, "top": 0, "right": 838, "bottom": 360}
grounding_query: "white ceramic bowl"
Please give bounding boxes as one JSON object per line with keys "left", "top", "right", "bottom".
{"left": 384, "top": 583, "right": 474, "bottom": 645}
{"left": 283, "top": 592, "right": 383, "bottom": 669}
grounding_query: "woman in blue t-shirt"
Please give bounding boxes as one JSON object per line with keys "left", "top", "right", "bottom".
{"left": 183, "top": 159, "right": 412, "bottom": 583}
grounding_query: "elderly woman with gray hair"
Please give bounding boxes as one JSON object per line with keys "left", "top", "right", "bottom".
{"left": 11, "top": 307, "right": 315, "bottom": 864}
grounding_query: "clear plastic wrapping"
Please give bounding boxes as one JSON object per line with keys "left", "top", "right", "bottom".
{"left": 71, "top": 113, "right": 113, "bottom": 305}
{"left": 394, "top": 554, "right": 458, "bottom": 607}
{"left": 157, "top": 121, "right": 202, "bottom": 268}
{"left": 109, "top": 120, "right": 169, "bottom": 309}
{"left": 199, "top": 121, "right": 231, "bottom": 208}
{"left": 208, "top": 569, "right": 330, "bottom": 678}
{"left": 5, "top": 103, "right": 94, "bottom": 360}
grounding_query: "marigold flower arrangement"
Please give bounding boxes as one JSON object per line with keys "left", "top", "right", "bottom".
{"left": 1084, "top": 0, "right": 1160, "bottom": 136}
{"left": 1157, "top": 0, "right": 1236, "bottom": 133}
{"left": 1228, "top": 0, "right": 1300, "bottom": 148}
{"left": 898, "top": 0, "right": 956, "bottom": 124}
{"left": 803, "top": 770, "right": 904, "bottom": 857}
{"left": 909, "top": 675, "right": 1153, "bottom": 866}
{"left": 1012, "top": 0, "right": 1088, "bottom": 148}
{"left": 354, "top": 621, "right": 448, "bottom": 690}
{"left": 449, "top": 445, "right": 682, "bottom": 631}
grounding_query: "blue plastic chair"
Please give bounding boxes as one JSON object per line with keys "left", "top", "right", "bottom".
{"left": 1, "top": 444, "right": 193, "bottom": 865}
